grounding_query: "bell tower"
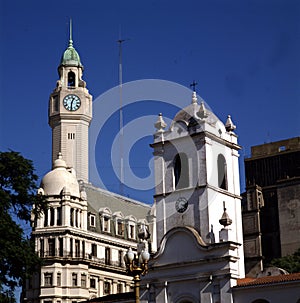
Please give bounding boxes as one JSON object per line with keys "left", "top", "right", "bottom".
{"left": 152, "top": 90, "right": 244, "bottom": 276}
{"left": 49, "top": 21, "right": 92, "bottom": 182}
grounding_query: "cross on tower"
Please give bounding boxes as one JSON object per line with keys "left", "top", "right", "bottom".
{"left": 190, "top": 80, "right": 198, "bottom": 92}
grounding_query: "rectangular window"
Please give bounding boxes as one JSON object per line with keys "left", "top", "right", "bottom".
{"left": 81, "top": 274, "right": 86, "bottom": 288}
{"left": 117, "top": 221, "right": 124, "bottom": 236}
{"left": 91, "top": 244, "right": 97, "bottom": 257}
{"left": 50, "top": 208, "right": 55, "bottom": 226}
{"left": 57, "top": 207, "right": 62, "bottom": 225}
{"left": 75, "top": 240, "right": 80, "bottom": 258}
{"left": 104, "top": 281, "right": 111, "bottom": 295}
{"left": 48, "top": 238, "right": 55, "bottom": 256}
{"left": 103, "top": 216, "right": 110, "bottom": 232}
{"left": 90, "top": 278, "right": 96, "bottom": 289}
{"left": 44, "top": 273, "right": 53, "bottom": 286}
{"left": 89, "top": 214, "right": 96, "bottom": 227}
{"left": 129, "top": 224, "right": 135, "bottom": 239}
{"left": 57, "top": 273, "right": 61, "bottom": 286}
{"left": 44, "top": 210, "right": 48, "bottom": 227}
{"left": 117, "top": 282, "right": 123, "bottom": 293}
{"left": 72, "top": 273, "right": 77, "bottom": 287}
{"left": 67, "top": 133, "right": 75, "bottom": 140}
{"left": 105, "top": 247, "right": 110, "bottom": 265}
{"left": 40, "top": 239, "right": 44, "bottom": 257}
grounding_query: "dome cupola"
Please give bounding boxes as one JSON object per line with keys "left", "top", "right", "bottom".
{"left": 59, "top": 20, "right": 82, "bottom": 68}
{"left": 40, "top": 153, "right": 80, "bottom": 197}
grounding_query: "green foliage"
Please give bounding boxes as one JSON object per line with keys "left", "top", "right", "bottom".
{"left": 0, "top": 151, "right": 46, "bottom": 302}
{"left": 269, "top": 248, "right": 300, "bottom": 273}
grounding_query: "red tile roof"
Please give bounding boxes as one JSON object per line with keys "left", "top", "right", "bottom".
{"left": 236, "top": 272, "right": 300, "bottom": 287}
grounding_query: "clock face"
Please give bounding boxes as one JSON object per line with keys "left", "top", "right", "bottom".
{"left": 63, "top": 94, "right": 81, "bottom": 111}
{"left": 175, "top": 197, "right": 188, "bottom": 213}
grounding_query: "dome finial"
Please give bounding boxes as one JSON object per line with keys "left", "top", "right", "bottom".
{"left": 69, "top": 18, "right": 73, "bottom": 47}
{"left": 190, "top": 81, "right": 198, "bottom": 104}
{"left": 225, "top": 114, "right": 236, "bottom": 132}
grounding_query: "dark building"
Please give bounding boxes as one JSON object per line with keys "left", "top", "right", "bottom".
{"left": 242, "top": 137, "right": 300, "bottom": 276}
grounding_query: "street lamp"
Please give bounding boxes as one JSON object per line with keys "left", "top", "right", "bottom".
{"left": 124, "top": 247, "right": 150, "bottom": 303}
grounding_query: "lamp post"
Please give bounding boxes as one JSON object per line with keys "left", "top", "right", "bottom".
{"left": 124, "top": 247, "right": 150, "bottom": 303}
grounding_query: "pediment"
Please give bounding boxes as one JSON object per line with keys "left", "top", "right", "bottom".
{"left": 151, "top": 226, "right": 210, "bottom": 266}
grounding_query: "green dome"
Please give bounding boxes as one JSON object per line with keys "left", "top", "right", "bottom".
{"left": 60, "top": 39, "right": 82, "bottom": 67}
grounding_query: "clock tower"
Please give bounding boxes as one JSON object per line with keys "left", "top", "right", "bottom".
{"left": 49, "top": 24, "right": 92, "bottom": 182}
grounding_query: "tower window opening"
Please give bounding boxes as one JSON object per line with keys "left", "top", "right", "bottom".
{"left": 218, "top": 154, "right": 228, "bottom": 190}
{"left": 68, "top": 133, "right": 75, "bottom": 140}
{"left": 174, "top": 153, "right": 189, "bottom": 189}
{"left": 68, "top": 71, "right": 75, "bottom": 87}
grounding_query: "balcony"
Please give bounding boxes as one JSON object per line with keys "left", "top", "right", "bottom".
{"left": 38, "top": 249, "right": 126, "bottom": 271}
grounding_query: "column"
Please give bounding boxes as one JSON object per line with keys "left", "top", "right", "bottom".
{"left": 54, "top": 208, "right": 57, "bottom": 226}
{"left": 112, "top": 279, "right": 118, "bottom": 294}
{"left": 99, "top": 277, "right": 104, "bottom": 297}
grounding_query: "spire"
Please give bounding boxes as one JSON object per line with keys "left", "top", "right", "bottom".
{"left": 69, "top": 18, "right": 73, "bottom": 47}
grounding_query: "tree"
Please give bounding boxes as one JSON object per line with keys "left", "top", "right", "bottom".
{"left": 0, "top": 151, "right": 45, "bottom": 303}
{"left": 269, "top": 248, "right": 300, "bottom": 273}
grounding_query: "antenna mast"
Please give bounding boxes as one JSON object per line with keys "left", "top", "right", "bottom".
{"left": 118, "top": 38, "right": 126, "bottom": 195}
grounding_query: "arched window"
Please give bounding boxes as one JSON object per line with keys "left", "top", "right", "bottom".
{"left": 217, "top": 154, "right": 227, "bottom": 190}
{"left": 174, "top": 153, "right": 189, "bottom": 189}
{"left": 68, "top": 71, "right": 75, "bottom": 87}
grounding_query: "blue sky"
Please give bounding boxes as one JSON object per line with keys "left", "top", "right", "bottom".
{"left": 1, "top": 0, "right": 300, "bottom": 204}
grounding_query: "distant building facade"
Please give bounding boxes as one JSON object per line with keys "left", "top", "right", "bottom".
{"left": 242, "top": 137, "right": 300, "bottom": 275}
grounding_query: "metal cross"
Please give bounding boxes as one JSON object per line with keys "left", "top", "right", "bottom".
{"left": 190, "top": 80, "right": 198, "bottom": 92}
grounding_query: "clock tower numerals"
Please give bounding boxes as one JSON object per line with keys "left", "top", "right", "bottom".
{"left": 63, "top": 94, "right": 81, "bottom": 111}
